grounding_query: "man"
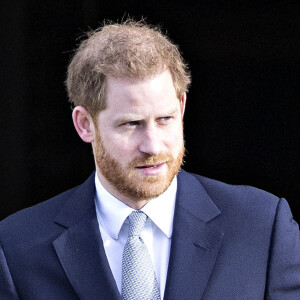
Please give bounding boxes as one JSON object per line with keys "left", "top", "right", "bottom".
{"left": 0, "top": 20, "right": 299, "bottom": 300}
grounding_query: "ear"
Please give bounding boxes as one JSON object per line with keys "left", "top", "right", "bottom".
{"left": 180, "top": 92, "right": 187, "bottom": 117}
{"left": 72, "top": 106, "right": 95, "bottom": 143}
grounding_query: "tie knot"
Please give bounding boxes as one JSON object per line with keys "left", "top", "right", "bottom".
{"left": 128, "top": 211, "right": 147, "bottom": 237}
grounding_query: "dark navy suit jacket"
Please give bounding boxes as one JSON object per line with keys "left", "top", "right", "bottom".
{"left": 1, "top": 170, "right": 300, "bottom": 299}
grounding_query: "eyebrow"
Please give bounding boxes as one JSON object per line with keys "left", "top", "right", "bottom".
{"left": 114, "top": 114, "right": 142, "bottom": 126}
{"left": 165, "top": 109, "right": 179, "bottom": 116}
{"left": 114, "top": 109, "right": 179, "bottom": 125}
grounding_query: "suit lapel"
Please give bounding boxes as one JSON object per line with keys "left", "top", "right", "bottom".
{"left": 53, "top": 173, "right": 121, "bottom": 300}
{"left": 51, "top": 171, "right": 223, "bottom": 300}
{"left": 164, "top": 170, "right": 224, "bottom": 300}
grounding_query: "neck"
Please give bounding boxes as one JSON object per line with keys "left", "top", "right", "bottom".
{"left": 96, "top": 170, "right": 150, "bottom": 210}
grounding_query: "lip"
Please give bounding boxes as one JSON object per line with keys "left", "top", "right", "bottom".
{"left": 135, "top": 162, "right": 166, "bottom": 175}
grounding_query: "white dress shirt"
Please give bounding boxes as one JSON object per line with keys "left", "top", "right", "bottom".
{"left": 94, "top": 173, "right": 177, "bottom": 299}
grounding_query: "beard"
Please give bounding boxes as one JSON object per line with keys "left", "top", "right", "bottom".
{"left": 93, "top": 130, "right": 185, "bottom": 202}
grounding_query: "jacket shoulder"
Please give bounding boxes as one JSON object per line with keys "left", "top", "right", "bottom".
{"left": 0, "top": 173, "right": 95, "bottom": 239}
{"left": 0, "top": 186, "right": 74, "bottom": 235}
{"left": 185, "top": 171, "right": 281, "bottom": 221}
{"left": 193, "top": 173, "right": 278, "bottom": 201}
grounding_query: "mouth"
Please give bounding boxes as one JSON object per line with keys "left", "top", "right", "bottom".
{"left": 136, "top": 162, "right": 165, "bottom": 169}
{"left": 135, "top": 162, "right": 166, "bottom": 175}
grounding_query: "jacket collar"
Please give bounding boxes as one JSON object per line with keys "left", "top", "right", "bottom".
{"left": 164, "top": 170, "right": 223, "bottom": 300}
{"left": 176, "top": 169, "right": 221, "bottom": 222}
{"left": 53, "top": 170, "right": 221, "bottom": 228}
{"left": 53, "top": 170, "right": 223, "bottom": 300}
{"left": 54, "top": 172, "right": 96, "bottom": 228}
{"left": 53, "top": 172, "right": 121, "bottom": 300}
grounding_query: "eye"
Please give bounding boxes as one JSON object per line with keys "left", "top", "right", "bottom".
{"left": 158, "top": 116, "right": 172, "bottom": 124}
{"left": 123, "top": 121, "right": 140, "bottom": 127}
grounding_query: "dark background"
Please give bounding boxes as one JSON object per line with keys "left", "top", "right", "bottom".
{"left": 1, "top": 0, "right": 299, "bottom": 221}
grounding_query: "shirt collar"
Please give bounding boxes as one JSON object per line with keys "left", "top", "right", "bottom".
{"left": 94, "top": 173, "right": 177, "bottom": 240}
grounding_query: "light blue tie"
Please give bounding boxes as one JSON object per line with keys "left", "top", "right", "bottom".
{"left": 121, "top": 211, "right": 161, "bottom": 300}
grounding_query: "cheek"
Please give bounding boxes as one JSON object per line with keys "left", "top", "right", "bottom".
{"left": 164, "top": 127, "right": 184, "bottom": 152}
{"left": 105, "top": 136, "right": 136, "bottom": 158}
{"left": 168, "top": 137, "right": 183, "bottom": 152}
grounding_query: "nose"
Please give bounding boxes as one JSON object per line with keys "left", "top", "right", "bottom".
{"left": 138, "top": 124, "right": 161, "bottom": 156}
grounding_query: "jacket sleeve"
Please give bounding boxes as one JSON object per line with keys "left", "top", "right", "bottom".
{"left": 265, "top": 198, "right": 300, "bottom": 299}
{"left": 0, "top": 241, "right": 20, "bottom": 300}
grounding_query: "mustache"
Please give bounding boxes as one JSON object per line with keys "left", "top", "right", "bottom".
{"left": 128, "top": 154, "right": 173, "bottom": 167}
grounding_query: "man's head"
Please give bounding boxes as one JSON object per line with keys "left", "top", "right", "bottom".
{"left": 68, "top": 20, "right": 191, "bottom": 208}
{"left": 66, "top": 20, "right": 190, "bottom": 118}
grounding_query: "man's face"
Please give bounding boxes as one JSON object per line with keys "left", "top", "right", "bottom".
{"left": 93, "top": 69, "right": 185, "bottom": 205}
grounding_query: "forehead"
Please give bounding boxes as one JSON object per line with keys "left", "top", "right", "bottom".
{"left": 105, "top": 70, "right": 178, "bottom": 110}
